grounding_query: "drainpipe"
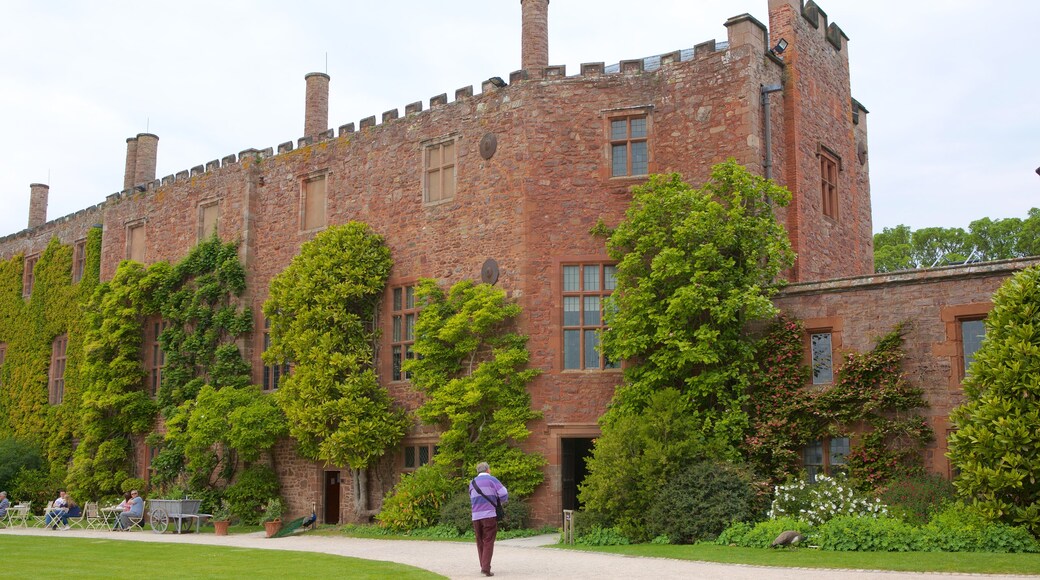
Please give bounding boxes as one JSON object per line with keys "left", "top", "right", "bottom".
{"left": 761, "top": 84, "right": 783, "bottom": 180}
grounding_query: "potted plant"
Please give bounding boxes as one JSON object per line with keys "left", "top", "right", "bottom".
{"left": 260, "top": 497, "right": 284, "bottom": 538}
{"left": 212, "top": 500, "right": 232, "bottom": 536}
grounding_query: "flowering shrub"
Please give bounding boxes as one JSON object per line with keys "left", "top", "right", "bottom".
{"left": 768, "top": 474, "right": 887, "bottom": 525}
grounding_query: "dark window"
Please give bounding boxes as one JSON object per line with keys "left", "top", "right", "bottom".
{"left": 262, "top": 318, "right": 291, "bottom": 391}
{"left": 821, "top": 151, "right": 839, "bottom": 220}
{"left": 72, "top": 239, "right": 87, "bottom": 283}
{"left": 960, "top": 319, "right": 986, "bottom": 377}
{"left": 810, "top": 332, "right": 833, "bottom": 385}
{"left": 49, "top": 334, "right": 68, "bottom": 405}
{"left": 610, "top": 115, "right": 648, "bottom": 177}
{"left": 391, "top": 286, "right": 418, "bottom": 381}
{"left": 146, "top": 318, "right": 168, "bottom": 397}
{"left": 23, "top": 254, "right": 39, "bottom": 297}
{"left": 803, "top": 436, "right": 849, "bottom": 483}
{"left": 403, "top": 443, "right": 437, "bottom": 471}
{"left": 562, "top": 264, "right": 618, "bottom": 370}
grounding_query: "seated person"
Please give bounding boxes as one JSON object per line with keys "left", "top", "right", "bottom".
{"left": 115, "top": 492, "right": 132, "bottom": 512}
{"left": 45, "top": 490, "right": 70, "bottom": 529}
{"left": 114, "top": 490, "right": 143, "bottom": 530}
{"left": 0, "top": 491, "right": 9, "bottom": 519}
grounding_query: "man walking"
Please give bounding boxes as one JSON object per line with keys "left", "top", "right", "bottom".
{"left": 470, "top": 462, "right": 508, "bottom": 577}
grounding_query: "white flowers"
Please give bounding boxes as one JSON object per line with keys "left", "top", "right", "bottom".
{"left": 769, "top": 474, "right": 888, "bottom": 526}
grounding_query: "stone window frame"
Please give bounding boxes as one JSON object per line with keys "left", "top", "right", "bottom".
{"left": 818, "top": 144, "right": 842, "bottom": 221}
{"left": 390, "top": 283, "right": 419, "bottom": 382}
{"left": 300, "top": 170, "right": 329, "bottom": 233}
{"left": 49, "top": 333, "right": 68, "bottom": 405}
{"left": 940, "top": 302, "right": 992, "bottom": 387}
{"left": 72, "top": 238, "right": 87, "bottom": 284}
{"left": 602, "top": 105, "right": 654, "bottom": 181}
{"left": 22, "top": 253, "right": 39, "bottom": 297}
{"left": 198, "top": 199, "right": 219, "bottom": 241}
{"left": 261, "top": 316, "right": 290, "bottom": 392}
{"left": 125, "top": 218, "right": 147, "bottom": 262}
{"left": 559, "top": 261, "right": 619, "bottom": 371}
{"left": 145, "top": 316, "right": 167, "bottom": 398}
{"left": 422, "top": 134, "right": 459, "bottom": 205}
{"left": 803, "top": 317, "right": 843, "bottom": 387}
{"left": 401, "top": 440, "right": 438, "bottom": 472}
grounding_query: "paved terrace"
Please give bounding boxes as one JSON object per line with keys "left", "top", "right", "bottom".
{"left": 1, "top": 526, "right": 1035, "bottom": 579}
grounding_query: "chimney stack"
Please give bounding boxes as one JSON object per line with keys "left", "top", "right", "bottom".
{"left": 521, "top": 0, "right": 550, "bottom": 71}
{"left": 123, "top": 133, "right": 159, "bottom": 190}
{"left": 28, "top": 183, "right": 49, "bottom": 229}
{"left": 304, "top": 72, "right": 330, "bottom": 138}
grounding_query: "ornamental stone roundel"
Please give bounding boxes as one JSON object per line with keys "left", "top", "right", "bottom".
{"left": 479, "top": 133, "right": 498, "bottom": 160}
{"left": 481, "top": 258, "right": 500, "bottom": 285}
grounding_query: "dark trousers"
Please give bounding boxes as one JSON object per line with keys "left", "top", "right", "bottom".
{"left": 473, "top": 516, "right": 499, "bottom": 574}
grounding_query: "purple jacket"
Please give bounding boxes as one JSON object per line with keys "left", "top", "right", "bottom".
{"left": 469, "top": 473, "right": 508, "bottom": 521}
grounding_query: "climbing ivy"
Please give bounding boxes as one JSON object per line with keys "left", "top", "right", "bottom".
{"left": 744, "top": 316, "right": 933, "bottom": 489}
{"left": 68, "top": 259, "right": 158, "bottom": 500}
{"left": 0, "top": 229, "right": 101, "bottom": 497}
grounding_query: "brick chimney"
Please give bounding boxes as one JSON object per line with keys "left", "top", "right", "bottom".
{"left": 304, "top": 72, "right": 330, "bottom": 138}
{"left": 521, "top": 0, "right": 549, "bottom": 71}
{"left": 28, "top": 183, "right": 49, "bottom": 229}
{"left": 123, "top": 133, "right": 159, "bottom": 190}
{"left": 123, "top": 137, "right": 138, "bottom": 190}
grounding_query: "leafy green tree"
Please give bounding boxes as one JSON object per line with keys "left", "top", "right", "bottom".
{"left": 264, "top": 222, "right": 407, "bottom": 519}
{"left": 0, "top": 438, "right": 44, "bottom": 492}
{"left": 968, "top": 217, "right": 1023, "bottom": 262}
{"left": 911, "top": 226, "right": 971, "bottom": 268}
{"left": 406, "top": 279, "right": 545, "bottom": 495}
{"left": 873, "top": 225, "right": 914, "bottom": 273}
{"left": 948, "top": 265, "right": 1040, "bottom": 536}
{"left": 598, "top": 163, "right": 795, "bottom": 448}
{"left": 1017, "top": 208, "right": 1040, "bottom": 257}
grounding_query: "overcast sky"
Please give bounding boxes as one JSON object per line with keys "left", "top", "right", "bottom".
{"left": 1, "top": 0, "right": 1037, "bottom": 239}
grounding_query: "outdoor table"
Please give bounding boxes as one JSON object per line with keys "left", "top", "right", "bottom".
{"left": 101, "top": 506, "right": 123, "bottom": 529}
{"left": 42, "top": 506, "right": 68, "bottom": 529}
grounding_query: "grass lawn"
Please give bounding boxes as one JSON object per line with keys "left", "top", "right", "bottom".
{"left": 556, "top": 543, "right": 1040, "bottom": 576}
{"left": 0, "top": 535, "right": 445, "bottom": 579}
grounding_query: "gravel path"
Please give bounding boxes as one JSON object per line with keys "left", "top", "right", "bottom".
{"left": 3, "top": 526, "right": 1036, "bottom": 579}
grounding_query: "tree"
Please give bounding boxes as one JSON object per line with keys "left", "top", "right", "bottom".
{"left": 948, "top": 265, "right": 1040, "bottom": 536}
{"left": 264, "top": 222, "right": 407, "bottom": 519}
{"left": 598, "top": 162, "right": 795, "bottom": 448}
{"left": 406, "top": 279, "right": 545, "bottom": 495}
{"left": 968, "top": 217, "right": 1023, "bottom": 262}
{"left": 873, "top": 225, "right": 914, "bottom": 273}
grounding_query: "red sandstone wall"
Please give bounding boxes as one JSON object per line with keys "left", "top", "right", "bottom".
{"left": 773, "top": 258, "right": 1040, "bottom": 478}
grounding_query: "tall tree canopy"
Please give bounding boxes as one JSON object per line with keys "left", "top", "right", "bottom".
{"left": 874, "top": 209, "right": 1040, "bottom": 272}
{"left": 264, "top": 222, "right": 407, "bottom": 518}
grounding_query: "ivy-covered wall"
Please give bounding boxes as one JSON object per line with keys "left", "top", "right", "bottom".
{"left": 0, "top": 228, "right": 101, "bottom": 476}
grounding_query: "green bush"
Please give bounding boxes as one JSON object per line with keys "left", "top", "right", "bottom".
{"left": 223, "top": 465, "right": 279, "bottom": 525}
{"left": 377, "top": 464, "right": 456, "bottom": 532}
{"left": 917, "top": 503, "right": 1040, "bottom": 553}
{"left": 10, "top": 468, "right": 60, "bottom": 513}
{"left": 0, "top": 438, "right": 44, "bottom": 493}
{"left": 646, "top": 461, "right": 763, "bottom": 544}
{"left": 716, "top": 517, "right": 806, "bottom": 548}
{"left": 815, "top": 515, "right": 916, "bottom": 552}
{"left": 880, "top": 473, "right": 956, "bottom": 525}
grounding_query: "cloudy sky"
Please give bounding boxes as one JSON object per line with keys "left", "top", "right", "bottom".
{"left": 1, "top": 0, "right": 1037, "bottom": 239}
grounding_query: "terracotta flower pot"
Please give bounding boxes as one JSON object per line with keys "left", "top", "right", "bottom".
{"left": 264, "top": 520, "right": 282, "bottom": 538}
{"left": 213, "top": 520, "right": 230, "bottom": 536}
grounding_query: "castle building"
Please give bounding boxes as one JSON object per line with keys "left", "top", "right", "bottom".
{"left": 2, "top": 0, "right": 1036, "bottom": 525}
